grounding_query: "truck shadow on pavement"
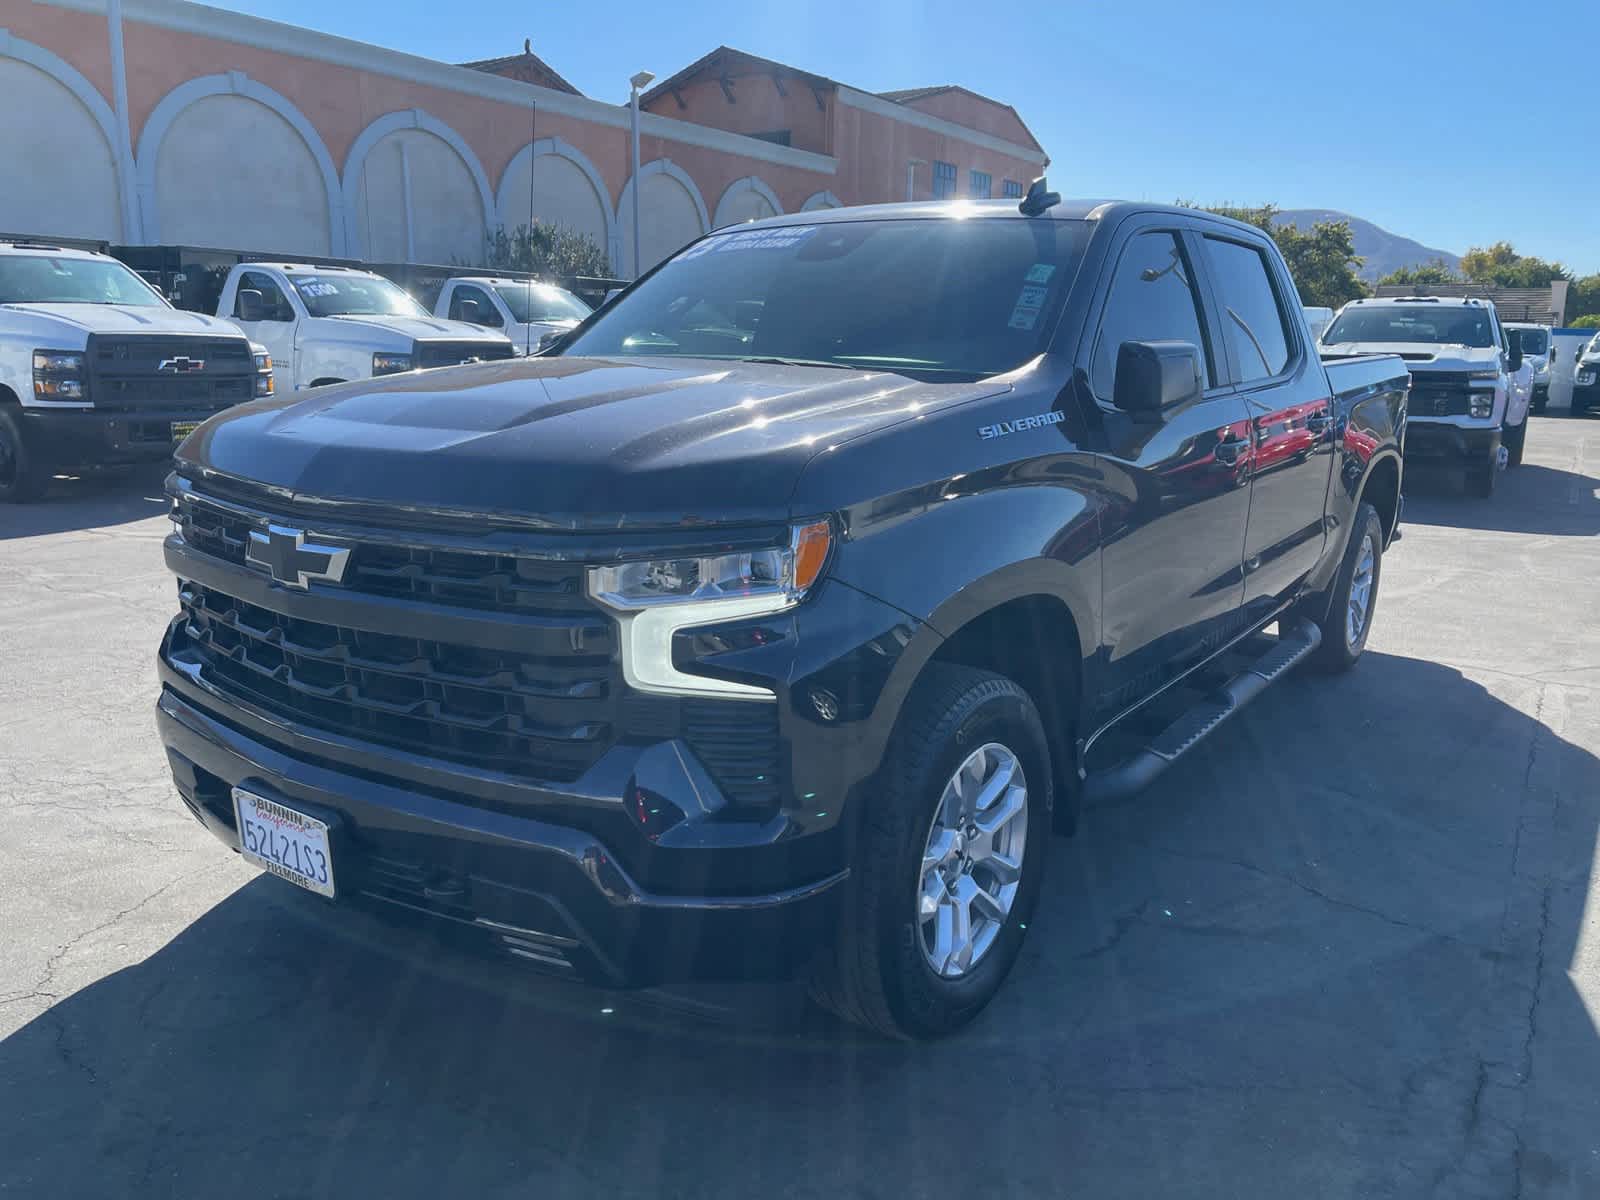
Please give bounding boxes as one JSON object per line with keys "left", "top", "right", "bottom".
{"left": 2, "top": 653, "right": 1597, "bottom": 1199}
{"left": 1402, "top": 461, "right": 1600, "bottom": 536}
{"left": 0, "top": 466, "right": 170, "bottom": 540}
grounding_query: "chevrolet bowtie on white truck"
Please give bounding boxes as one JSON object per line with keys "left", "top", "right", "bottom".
{"left": 1321, "top": 296, "right": 1528, "bottom": 496}
{"left": 217, "top": 263, "right": 516, "bottom": 391}
{"left": 0, "top": 241, "right": 272, "bottom": 503}
{"left": 433, "top": 276, "right": 592, "bottom": 355}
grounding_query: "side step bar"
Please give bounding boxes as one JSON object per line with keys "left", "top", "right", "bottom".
{"left": 1082, "top": 618, "right": 1322, "bottom": 805}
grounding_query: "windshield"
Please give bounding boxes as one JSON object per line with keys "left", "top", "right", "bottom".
{"left": 1509, "top": 327, "right": 1549, "bottom": 355}
{"left": 0, "top": 254, "right": 166, "bottom": 308}
{"left": 1318, "top": 305, "right": 1491, "bottom": 347}
{"left": 1322, "top": 305, "right": 1495, "bottom": 348}
{"left": 494, "top": 283, "right": 590, "bottom": 324}
{"left": 562, "top": 218, "right": 1089, "bottom": 381}
{"left": 291, "top": 274, "right": 425, "bottom": 318}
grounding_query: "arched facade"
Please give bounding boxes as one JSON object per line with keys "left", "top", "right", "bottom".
{"left": 712, "top": 176, "right": 783, "bottom": 229}
{"left": 497, "top": 137, "right": 614, "bottom": 270}
{"left": 343, "top": 109, "right": 494, "bottom": 264}
{"left": 615, "top": 159, "right": 710, "bottom": 275}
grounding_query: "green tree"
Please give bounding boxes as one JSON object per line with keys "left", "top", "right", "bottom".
{"left": 1192, "top": 203, "right": 1368, "bottom": 308}
{"left": 1377, "top": 259, "right": 1461, "bottom": 287}
{"left": 1459, "top": 241, "right": 1570, "bottom": 288}
{"left": 479, "top": 221, "right": 610, "bottom": 278}
{"left": 1570, "top": 314, "right": 1600, "bottom": 330}
{"left": 1565, "top": 274, "right": 1600, "bottom": 326}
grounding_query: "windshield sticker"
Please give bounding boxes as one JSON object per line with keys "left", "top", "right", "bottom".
{"left": 295, "top": 280, "right": 339, "bottom": 298}
{"left": 1024, "top": 263, "right": 1056, "bottom": 284}
{"left": 1007, "top": 307, "right": 1041, "bottom": 331}
{"left": 677, "top": 226, "right": 819, "bottom": 261}
{"left": 1014, "top": 285, "right": 1048, "bottom": 311}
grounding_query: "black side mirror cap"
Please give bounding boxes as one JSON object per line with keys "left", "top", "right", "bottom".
{"left": 1507, "top": 329, "right": 1524, "bottom": 372}
{"left": 458, "top": 297, "right": 481, "bottom": 324}
{"left": 237, "top": 288, "right": 264, "bottom": 323}
{"left": 1113, "top": 340, "right": 1205, "bottom": 417}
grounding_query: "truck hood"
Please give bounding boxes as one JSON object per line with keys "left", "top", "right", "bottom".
{"left": 323, "top": 314, "right": 512, "bottom": 344}
{"left": 1, "top": 302, "right": 245, "bottom": 337}
{"left": 1322, "top": 341, "right": 1500, "bottom": 373}
{"left": 181, "top": 355, "right": 1007, "bottom": 530}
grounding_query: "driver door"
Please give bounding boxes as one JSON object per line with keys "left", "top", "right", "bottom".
{"left": 231, "top": 271, "right": 298, "bottom": 389}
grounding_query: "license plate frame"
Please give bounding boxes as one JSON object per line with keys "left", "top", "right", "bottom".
{"left": 171, "top": 420, "right": 201, "bottom": 442}
{"left": 232, "top": 787, "right": 336, "bottom": 898}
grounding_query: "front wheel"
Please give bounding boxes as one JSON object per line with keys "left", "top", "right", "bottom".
{"left": 1469, "top": 451, "right": 1498, "bottom": 498}
{"left": 1308, "top": 502, "right": 1383, "bottom": 673}
{"left": 1504, "top": 419, "right": 1526, "bottom": 467}
{"left": 809, "top": 664, "right": 1051, "bottom": 1039}
{"left": 0, "top": 406, "right": 48, "bottom": 503}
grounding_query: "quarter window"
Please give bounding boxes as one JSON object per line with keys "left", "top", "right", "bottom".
{"left": 1203, "top": 236, "right": 1293, "bottom": 382}
{"left": 1091, "top": 231, "right": 1213, "bottom": 400}
{"left": 932, "top": 161, "right": 957, "bottom": 200}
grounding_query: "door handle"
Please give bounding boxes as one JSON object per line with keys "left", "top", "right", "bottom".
{"left": 1214, "top": 434, "right": 1249, "bottom": 465}
{"left": 1306, "top": 412, "right": 1331, "bottom": 433}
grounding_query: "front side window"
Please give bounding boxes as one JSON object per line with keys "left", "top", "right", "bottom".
{"left": 562, "top": 218, "right": 1090, "bottom": 382}
{"left": 932, "top": 161, "right": 957, "bottom": 200}
{"left": 290, "top": 273, "right": 425, "bottom": 318}
{"left": 1090, "top": 231, "right": 1213, "bottom": 400}
{"left": 1204, "top": 236, "right": 1293, "bottom": 382}
{"left": 450, "top": 285, "right": 501, "bottom": 327}
{"left": 1323, "top": 304, "right": 1495, "bottom": 348}
{"left": 969, "top": 171, "right": 992, "bottom": 199}
{"left": 235, "top": 271, "right": 294, "bottom": 321}
{"left": 0, "top": 255, "right": 166, "bottom": 308}
{"left": 494, "top": 283, "right": 591, "bottom": 324}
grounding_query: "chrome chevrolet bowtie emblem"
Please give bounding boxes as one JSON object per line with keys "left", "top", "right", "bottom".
{"left": 157, "top": 356, "right": 205, "bottom": 373}
{"left": 245, "top": 524, "right": 351, "bottom": 589}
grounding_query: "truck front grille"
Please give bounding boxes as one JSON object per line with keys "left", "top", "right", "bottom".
{"left": 171, "top": 581, "right": 614, "bottom": 783}
{"left": 1405, "top": 370, "right": 1476, "bottom": 417}
{"left": 415, "top": 341, "right": 517, "bottom": 370}
{"left": 89, "top": 334, "right": 255, "bottom": 413}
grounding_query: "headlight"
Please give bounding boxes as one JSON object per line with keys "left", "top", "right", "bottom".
{"left": 1469, "top": 393, "right": 1494, "bottom": 418}
{"left": 1466, "top": 370, "right": 1500, "bottom": 383}
{"left": 32, "top": 349, "right": 86, "bottom": 401}
{"left": 253, "top": 351, "right": 274, "bottom": 397}
{"left": 372, "top": 352, "right": 413, "bottom": 376}
{"left": 589, "top": 520, "right": 833, "bottom": 699}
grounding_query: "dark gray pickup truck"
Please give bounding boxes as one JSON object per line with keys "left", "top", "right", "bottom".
{"left": 156, "top": 189, "right": 1409, "bottom": 1037}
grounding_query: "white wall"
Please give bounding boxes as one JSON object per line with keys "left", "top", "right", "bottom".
{"left": 0, "top": 58, "right": 121, "bottom": 240}
{"left": 500, "top": 152, "right": 609, "bottom": 253}
{"left": 354, "top": 127, "right": 486, "bottom": 264}
{"left": 617, "top": 168, "right": 706, "bottom": 274}
{"left": 153, "top": 93, "right": 330, "bottom": 253}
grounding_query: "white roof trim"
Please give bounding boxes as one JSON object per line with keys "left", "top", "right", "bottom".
{"left": 835, "top": 86, "right": 1048, "bottom": 166}
{"left": 47, "top": 0, "right": 838, "bottom": 175}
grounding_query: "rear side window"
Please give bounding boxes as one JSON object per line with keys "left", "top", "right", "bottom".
{"left": 1091, "top": 231, "right": 1212, "bottom": 400}
{"left": 1204, "top": 236, "right": 1293, "bottom": 382}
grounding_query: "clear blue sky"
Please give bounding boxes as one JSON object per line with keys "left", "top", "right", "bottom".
{"left": 214, "top": 0, "right": 1600, "bottom": 274}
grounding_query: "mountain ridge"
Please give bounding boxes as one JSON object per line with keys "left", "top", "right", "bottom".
{"left": 1274, "top": 209, "right": 1461, "bottom": 283}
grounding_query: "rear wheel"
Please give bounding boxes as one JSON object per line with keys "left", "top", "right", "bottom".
{"left": 1532, "top": 389, "right": 1548, "bottom": 416}
{"left": 1307, "top": 502, "right": 1383, "bottom": 673}
{"left": 0, "top": 406, "right": 48, "bottom": 503}
{"left": 809, "top": 664, "right": 1051, "bottom": 1039}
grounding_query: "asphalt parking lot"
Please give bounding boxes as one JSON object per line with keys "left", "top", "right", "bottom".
{"left": 3, "top": 417, "right": 1600, "bottom": 1199}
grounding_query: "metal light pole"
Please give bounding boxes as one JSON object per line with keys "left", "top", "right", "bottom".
{"left": 628, "top": 69, "right": 655, "bottom": 278}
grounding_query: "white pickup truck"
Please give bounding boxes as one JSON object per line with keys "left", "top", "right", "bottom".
{"left": 0, "top": 241, "right": 272, "bottom": 502}
{"left": 1321, "top": 296, "right": 1530, "bottom": 496}
{"left": 432, "top": 276, "right": 591, "bottom": 355}
{"left": 217, "top": 263, "right": 515, "bottom": 391}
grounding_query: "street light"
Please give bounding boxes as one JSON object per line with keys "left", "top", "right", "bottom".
{"left": 629, "top": 69, "right": 655, "bottom": 278}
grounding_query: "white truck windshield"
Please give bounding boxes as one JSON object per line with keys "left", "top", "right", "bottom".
{"left": 1323, "top": 305, "right": 1494, "bottom": 348}
{"left": 495, "top": 283, "right": 590, "bottom": 324}
{"left": 0, "top": 255, "right": 165, "bottom": 307}
{"left": 291, "top": 274, "right": 425, "bottom": 318}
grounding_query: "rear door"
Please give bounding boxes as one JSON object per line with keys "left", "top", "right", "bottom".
{"left": 1083, "top": 218, "right": 1254, "bottom": 722}
{"left": 1198, "top": 230, "right": 1335, "bottom": 626}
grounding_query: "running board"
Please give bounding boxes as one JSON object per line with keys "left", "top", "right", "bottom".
{"left": 1082, "top": 618, "right": 1322, "bottom": 805}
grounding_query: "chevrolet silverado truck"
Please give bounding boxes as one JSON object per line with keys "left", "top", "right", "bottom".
{"left": 156, "top": 191, "right": 1408, "bottom": 1038}
{"left": 0, "top": 241, "right": 272, "bottom": 503}
{"left": 433, "top": 276, "right": 591, "bottom": 355}
{"left": 217, "top": 263, "right": 515, "bottom": 391}
{"left": 1573, "top": 332, "right": 1600, "bottom": 417}
{"left": 1322, "top": 295, "right": 1526, "bottom": 493}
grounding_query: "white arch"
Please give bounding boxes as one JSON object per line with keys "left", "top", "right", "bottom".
{"left": 712, "top": 176, "right": 784, "bottom": 229}
{"left": 0, "top": 28, "right": 131, "bottom": 236}
{"left": 496, "top": 135, "right": 615, "bottom": 247}
{"left": 135, "top": 71, "right": 343, "bottom": 251}
{"left": 341, "top": 109, "right": 496, "bottom": 260}
{"left": 800, "top": 190, "right": 844, "bottom": 212}
{"left": 615, "top": 159, "right": 710, "bottom": 275}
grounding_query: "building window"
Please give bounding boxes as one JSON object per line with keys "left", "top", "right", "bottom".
{"left": 750, "top": 130, "right": 792, "bottom": 147}
{"left": 1001, "top": 179, "right": 1024, "bottom": 199}
{"left": 969, "top": 171, "right": 992, "bottom": 199}
{"left": 932, "top": 161, "right": 957, "bottom": 200}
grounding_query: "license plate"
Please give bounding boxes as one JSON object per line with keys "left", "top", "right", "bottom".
{"left": 1579, "top": 370, "right": 1595, "bottom": 386}
{"left": 171, "top": 420, "right": 201, "bottom": 441}
{"left": 233, "top": 788, "right": 335, "bottom": 898}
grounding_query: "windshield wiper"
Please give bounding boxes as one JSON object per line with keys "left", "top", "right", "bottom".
{"left": 737, "top": 356, "right": 859, "bottom": 370}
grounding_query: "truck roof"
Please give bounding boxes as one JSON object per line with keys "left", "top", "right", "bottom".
{"left": 252, "top": 262, "right": 381, "bottom": 277}
{"left": 0, "top": 242, "right": 111, "bottom": 261}
{"left": 726, "top": 197, "right": 1273, "bottom": 239}
{"left": 1342, "top": 295, "right": 1496, "bottom": 308}
{"left": 448, "top": 276, "right": 572, "bottom": 289}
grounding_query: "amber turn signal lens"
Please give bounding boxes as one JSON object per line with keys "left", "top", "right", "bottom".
{"left": 792, "top": 520, "right": 832, "bottom": 592}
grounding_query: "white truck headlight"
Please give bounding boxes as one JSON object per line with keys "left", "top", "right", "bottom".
{"left": 588, "top": 521, "right": 832, "bottom": 699}
{"left": 32, "top": 349, "right": 86, "bottom": 401}
{"left": 1469, "top": 393, "right": 1494, "bottom": 418}
{"left": 253, "top": 351, "right": 274, "bottom": 397}
{"left": 372, "top": 352, "right": 413, "bottom": 376}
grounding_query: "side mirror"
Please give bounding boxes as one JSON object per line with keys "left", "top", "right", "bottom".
{"left": 458, "top": 296, "right": 482, "bottom": 324}
{"left": 1112, "top": 340, "right": 1204, "bottom": 417}
{"left": 1507, "top": 329, "right": 1523, "bottom": 372}
{"left": 602, "top": 288, "right": 623, "bottom": 307}
{"left": 237, "top": 288, "right": 264, "bottom": 323}
{"left": 537, "top": 330, "right": 569, "bottom": 354}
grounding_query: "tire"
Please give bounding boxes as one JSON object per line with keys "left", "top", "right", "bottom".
{"left": 1469, "top": 452, "right": 1498, "bottom": 498}
{"left": 1504, "top": 419, "right": 1526, "bottom": 467}
{"left": 1532, "top": 390, "right": 1547, "bottom": 416}
{"left": 0, "top": 406, "right": 48, "bottom": 503}
{"left": 809, "top": 664, "right": 1052, "bottom": 1039}
{"left": 1307, "top": 502, "right": 1383, "bottom": 673}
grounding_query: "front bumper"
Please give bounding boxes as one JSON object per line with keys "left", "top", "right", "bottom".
{"left": 1401, "top": 419, "right": 1501, "bottom": 464}
{"left": 1572, "top": 373, "right": 1599, "bottom": 414}
{"left": 22, "top": 407, "right": 216, "bottom": 468}
{"left": 157, "top": 681, "right": 847, "bottom": 985}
